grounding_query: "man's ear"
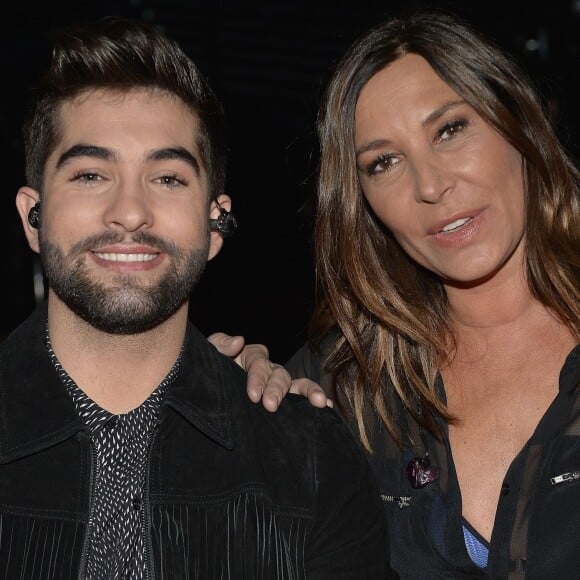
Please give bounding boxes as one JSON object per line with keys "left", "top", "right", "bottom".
{"left": 207, "top": 194, "right": 232, "bottom": 261}
{"left": 16, "top": 187, "right": 41, "bottom": 254}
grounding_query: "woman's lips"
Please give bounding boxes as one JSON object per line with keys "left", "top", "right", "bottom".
{"left": 428, "top": 210, "right": 485, "bottom": 246}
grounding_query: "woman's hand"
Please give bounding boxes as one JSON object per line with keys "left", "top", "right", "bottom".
{"left": 207, "top": 332, "right": 329, "bottom": 411}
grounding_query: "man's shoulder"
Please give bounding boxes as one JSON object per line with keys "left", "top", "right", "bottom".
{"left": 236, "top": 389, "right": 364, "bottom": 460}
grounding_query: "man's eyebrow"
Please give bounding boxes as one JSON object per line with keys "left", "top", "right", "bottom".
{"left": 56, "top": 144, "right": 115, "bottom": 169}
{"left": 148, "top": 147, "right": 201, "bottom": 174}
{"left": 54, "top": 144, "right": 201, "bottom": 174}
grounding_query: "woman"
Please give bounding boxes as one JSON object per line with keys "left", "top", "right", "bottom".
{"left": 214, "top": 9, "right": 579, "bottom": 578}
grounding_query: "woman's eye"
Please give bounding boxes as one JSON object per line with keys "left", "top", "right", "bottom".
{"left": 436, "top": 118, "right": 467, "bottom": 142}
{"left": 366, "top": 154, "right": 397, "bottom": 176}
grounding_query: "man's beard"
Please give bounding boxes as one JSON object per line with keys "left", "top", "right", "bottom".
{"left": 39, "top": 230, "right": 208, "bottom": 334}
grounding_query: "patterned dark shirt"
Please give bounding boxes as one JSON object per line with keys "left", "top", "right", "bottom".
{"left": 47, "top": 336, "right": 179, "bottom": 580}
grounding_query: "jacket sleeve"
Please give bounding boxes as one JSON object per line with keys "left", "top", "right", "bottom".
{"left": 305, "top": 405, "right": 398, "bottom": 579}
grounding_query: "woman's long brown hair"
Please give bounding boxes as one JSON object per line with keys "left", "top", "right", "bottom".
{"left": 310, "top": 10, "right": 580, "bottom": 451}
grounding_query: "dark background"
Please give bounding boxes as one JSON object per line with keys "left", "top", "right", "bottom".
{"left": 1, "top": 0, "right": 578, "bottom": 362}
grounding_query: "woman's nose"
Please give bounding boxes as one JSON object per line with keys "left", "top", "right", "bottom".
{"left": 412, "top": 157, "right": 452, "bottom": 204}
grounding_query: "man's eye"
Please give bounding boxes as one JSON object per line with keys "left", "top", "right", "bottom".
{"left": 157, "top": 174, "right": 187, "bottom": 187}
{"left": 72, "top": 172, "right": 102, "bottom": 183}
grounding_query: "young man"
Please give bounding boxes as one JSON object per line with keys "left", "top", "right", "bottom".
{"left": 0, "top": 17, "right": 392, "bottom": 579}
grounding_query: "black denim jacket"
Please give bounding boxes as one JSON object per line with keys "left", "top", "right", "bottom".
{"left": 0, "top": 305, "right": 393, "bottom": 579}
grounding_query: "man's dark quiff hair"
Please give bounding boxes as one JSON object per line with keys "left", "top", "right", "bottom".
{"left": 22, "top": 16, "right": 227, "bottom": 199}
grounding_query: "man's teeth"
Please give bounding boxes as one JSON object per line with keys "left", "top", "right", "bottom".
{"left": 441, "top": 217, "right": 472, "bottom": 233}
{"left": 95, "top": 252, "right": 157, "bottom": 262}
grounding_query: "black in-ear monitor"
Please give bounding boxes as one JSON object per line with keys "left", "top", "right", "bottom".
{"left": 209, "top": 205, "right": 238, "bottom": 238}
{"left": 28, "top": 201, "right": 41, "bottom": 228}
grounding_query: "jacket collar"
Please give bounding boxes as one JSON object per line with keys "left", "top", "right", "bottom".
{"left": 0, "top": 303, "right": 238, "bottom": 463}
{"left": 163, "top": 320, "right": 235, "bottom": 450}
